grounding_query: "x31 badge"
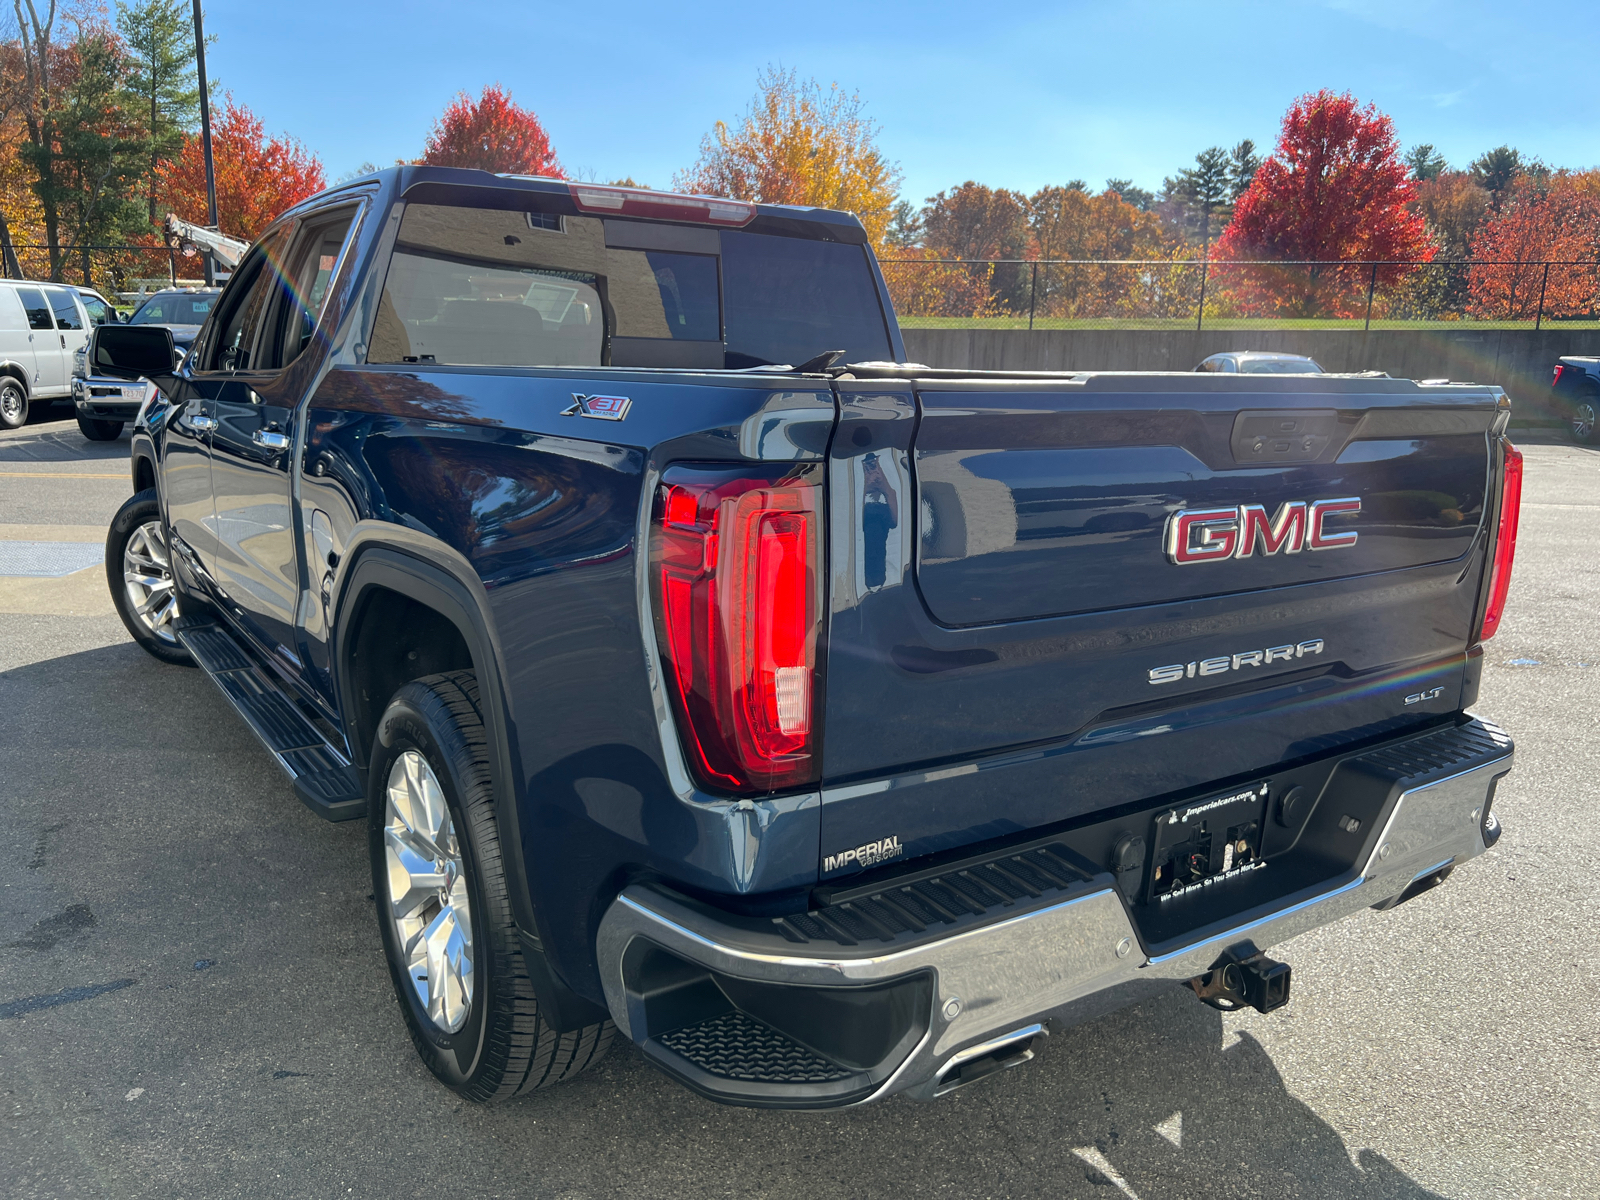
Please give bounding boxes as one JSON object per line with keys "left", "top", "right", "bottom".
{"left": 562, "top": 394, "right": 632, "bottom": 421}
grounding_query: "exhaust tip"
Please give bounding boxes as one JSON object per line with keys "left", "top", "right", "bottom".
{"left": 934, "top": 1023, "right": 1048, "bottom": 1096}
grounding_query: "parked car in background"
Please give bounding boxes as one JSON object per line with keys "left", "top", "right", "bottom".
{"left": 73, "top": 286, "right": 121, "bottom": 327}
{"left": 0, "top": 279, "right": 91, "bottom": 428}
{"left": 1196, "top": 351, "right": 1324, "bottom": 374}
{"left": 1550, "top": 358, "right": 1598, "bottom": 444}
{"left": 126, "top": 287, "right": 222, "bottom": 356}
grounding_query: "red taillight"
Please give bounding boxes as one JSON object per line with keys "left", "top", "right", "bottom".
{"left": 651, "top": 465, "right": 822, "bottom": 793}
{"left": 570, "top": 183, "right": 757, "bottom": 227}
{"left": 1552, "top": 364, "right": 1565, "bottom": 386}
{"left": 1478, "top": 441, "right": 1523, "bottom": 641}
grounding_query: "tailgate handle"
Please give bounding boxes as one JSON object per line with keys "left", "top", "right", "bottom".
{"left": 1230, "top": 409, "right": 1341, "bottom": 464}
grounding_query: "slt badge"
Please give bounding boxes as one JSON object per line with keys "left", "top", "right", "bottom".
{"left": 563, "top": 393, "right": 631, "bottom": 421}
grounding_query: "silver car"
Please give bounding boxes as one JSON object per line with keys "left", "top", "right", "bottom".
{"left": 1196, "top": 351, "right": 1324, "bottom": 374}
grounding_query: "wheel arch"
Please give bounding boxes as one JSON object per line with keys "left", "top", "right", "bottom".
{"left": 331, "top": 529, "right": 609, "bottom": 1032}
{"left": 0, "top": 360, "right": 30, "bottom": 397}
{"left": 132, "top": 449, "right": 157, "bottom": 494}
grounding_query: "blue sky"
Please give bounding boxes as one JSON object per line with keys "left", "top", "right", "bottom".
{"left": 208, "top": 0, "right": 1599, "bottom": 203}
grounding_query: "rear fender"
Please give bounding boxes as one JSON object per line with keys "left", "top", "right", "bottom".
{"left": 331, "top": 528, "right": 609, "bottom": 1031}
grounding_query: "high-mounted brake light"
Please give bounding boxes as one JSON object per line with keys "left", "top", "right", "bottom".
{"left": 651, "top": 465, "right": 823, "bottom": 793}
{"left": 570, "top": 183, "right": 757, "bottom": 227}
{"left": 1478, "top": 441, "right": 1523, "bottom": 641}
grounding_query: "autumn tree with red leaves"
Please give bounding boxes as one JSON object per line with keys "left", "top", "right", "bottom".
{"left": 1469, "top": 174, "right": 1600, "bottom": 320}
{"left": 420, "top": 84, "right": 562, "bottom": 177}
{"left": 159, "top": 99, "right": 324, "bottom": 241}
{"left": 1214, "top": 90, "right": 1433, "bottom": 316}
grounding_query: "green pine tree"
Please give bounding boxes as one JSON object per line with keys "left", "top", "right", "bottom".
{"left": 29, "top": 32, "right": 149, "bottom": 284}
{"left": 117, "top": 0, "right": 209, "bottom": 225}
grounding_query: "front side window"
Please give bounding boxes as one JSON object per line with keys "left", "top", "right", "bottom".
{"left": 80, "top": 294, "right": 112, "bottom": 325}
{"left": 17, "top": 286, "right": 54, "bottom": 331}
{"left": 44, "top": 288, "right": 84, "bottom": 330}
{"left": 206, "top": 231, "right": 289, "bottom": 372}
{"left": 262, "top": 207, "right": 357, "bottom": 369}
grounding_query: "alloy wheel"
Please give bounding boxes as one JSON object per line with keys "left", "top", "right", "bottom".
{"left": 122, "top": 520, "right": 179, "bottom": 643}
{"left": 1574, "top": 400, "right": 1597, "bottom": 443}
{"left": 384, "top": 750, "right": 475, "bottom": 1033}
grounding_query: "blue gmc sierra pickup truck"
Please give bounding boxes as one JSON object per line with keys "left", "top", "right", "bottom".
{"left": 104, "top": 166, "right": 1520, "bottom": 1108}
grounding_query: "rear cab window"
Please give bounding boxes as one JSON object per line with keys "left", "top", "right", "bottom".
{"left": 369, "top": 202, "right": 892, "bottom": 371}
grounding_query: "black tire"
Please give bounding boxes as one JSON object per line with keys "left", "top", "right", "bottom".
{"left": 368, "top": 671, "right": 613, "bottom": 1102}
{"left": 78, "top": 414, "right": 124, "bottom": 441}
{"left": 105, "top": 489, "right": 193, "bottom": 666}
{"left": 1570, "top": 393, "right": 1598, "bottom": 445}
{"left": 0, "top": 377, "right": 26, "bottom": 429}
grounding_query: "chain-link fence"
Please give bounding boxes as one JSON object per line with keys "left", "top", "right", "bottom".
{"left": 879, "top": 258, "right": 1600, "bottom": 330}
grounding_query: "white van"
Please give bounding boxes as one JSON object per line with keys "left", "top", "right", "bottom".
{"left": 0, "top": 280, "right": 92, "bottom": 429}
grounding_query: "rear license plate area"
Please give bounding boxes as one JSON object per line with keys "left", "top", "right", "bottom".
{"left": 1148, "top": 783, "right": 1269, "bottom": 903}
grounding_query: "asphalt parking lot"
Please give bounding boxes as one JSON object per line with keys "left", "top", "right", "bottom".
{"left": 1, "top": 407, "right": 1595, "bottom": 1200}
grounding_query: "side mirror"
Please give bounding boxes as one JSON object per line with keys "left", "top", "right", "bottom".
{"left": 92, "top": 323, "right": 177, "bottom": 378}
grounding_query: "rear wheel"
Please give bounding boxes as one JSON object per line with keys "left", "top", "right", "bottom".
{"left": 368, "top": 671, "right": 613, "bottom": 1101}
{"left": 1571, "top": 394, "right": 1597, "bottom": 444}
{"left": 77, "top": 414, "right": 124, "bottom": 441}
{"left": 105, "top": 489, "right": 192, "bottom": 666}
{"left": 0, "top": 378, "right": 26, "bottom": 429}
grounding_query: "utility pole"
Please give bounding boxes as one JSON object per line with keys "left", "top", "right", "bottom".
{"left": 192, "top": 1, "right": 219, "bottom": 286}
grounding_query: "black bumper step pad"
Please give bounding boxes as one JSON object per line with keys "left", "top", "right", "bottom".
{"left": 657, "top": 1011, "right": 853, "bottom": 1085}
{"left": 1352, "top": 718, "right": 1512, "bottom": 785}
{"left": 175, "top": 620, "right": 365, "bottom": 822}
{"left": 777, "top": 841, "right": 1099, "bottom": 949}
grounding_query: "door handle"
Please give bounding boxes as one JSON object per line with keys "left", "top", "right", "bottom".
{"left": 252, "top": 428, "right": 290, "bottom": 450}
{"left": 191, "top": 414, "right": 218, "bottom": 432}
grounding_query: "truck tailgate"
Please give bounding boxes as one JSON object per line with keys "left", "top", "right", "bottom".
{"left": 819, "top": 373, "right": 1501, "bottom": 874}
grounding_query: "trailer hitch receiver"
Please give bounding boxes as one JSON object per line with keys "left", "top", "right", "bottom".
{"left": 1188, "top": 946, "right": 1291, "bottom": 1014}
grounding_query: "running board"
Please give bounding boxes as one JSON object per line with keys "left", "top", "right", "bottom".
{"left": 175, "top": 617, "right": 366, "bottom": 822}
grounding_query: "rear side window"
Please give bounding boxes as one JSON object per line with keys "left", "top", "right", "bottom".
{"left": 44, "top": 288, "right": 84, "bottom": 330}
{"left": 368, "top": 203, "right": 892, "bottom": 370}
{"left": 17, "top": 287, "right": 54, "bottom": 331}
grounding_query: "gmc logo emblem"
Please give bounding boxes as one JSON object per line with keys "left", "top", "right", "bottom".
{"left": 1165, "top": 498, "right": 1361, "bottom": 564}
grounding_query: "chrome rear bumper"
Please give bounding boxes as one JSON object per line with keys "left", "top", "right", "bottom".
{"left": 597, "top": 719, "right": 1512, "bottom": 1107}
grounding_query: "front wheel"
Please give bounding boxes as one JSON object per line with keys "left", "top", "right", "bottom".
{"left": 105, "top": 490, "right": 192, "bottom": 666}
{"left": 369, "top": 671, "right": 613, "bottom": 1102}
{"left": 77, "top": 414, "right": 124, "bottom": 441}
{"left": 1571, "top": 394, "right": 1597, "bottom": 444}
{"left": 0, "top": 378, "right": 26, "bottom": 429}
